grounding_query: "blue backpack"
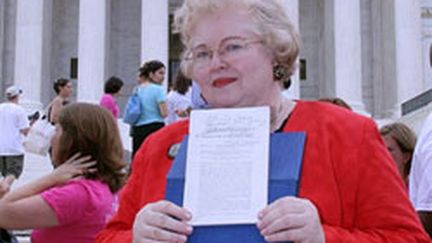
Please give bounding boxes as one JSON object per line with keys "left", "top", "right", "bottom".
{"left": 123, "top": 87, "right": 141, "bottom": 125}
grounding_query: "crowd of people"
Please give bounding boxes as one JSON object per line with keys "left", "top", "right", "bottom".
{"left": 0, "top": 0, "right": 431, "bottom": 242}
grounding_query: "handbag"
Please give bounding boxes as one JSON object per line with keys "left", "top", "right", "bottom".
{"left": 23, "top": 114, "right": 55, "bottom": 156}
{"left": 0, "top": 228, "right": 18, "bottom": 243}
{"left": 23, "top": 100, "right": 56, "bottom": 156}
{"left": 123, "top": 87, "right": 142, "bottom": 125}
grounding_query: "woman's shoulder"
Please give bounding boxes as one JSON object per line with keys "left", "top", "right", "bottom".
{"left": 51, "top": 96, "right": 68, "bottom": 107}
{"left": 150, "top": 119, "right": 189, "bottom": 144}
{"left": 53, "top": 178, "right": 110, "bottom": 194}
{"left": 296, "top": 100, "right": 372, "bottom": 125}
{"left": 290, "top": 100, "right": 377, "bottom": 138}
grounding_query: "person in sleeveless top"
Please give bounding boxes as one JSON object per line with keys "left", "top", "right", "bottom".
{"left": 48, "top": 78, "right": 72, "bottom": 124}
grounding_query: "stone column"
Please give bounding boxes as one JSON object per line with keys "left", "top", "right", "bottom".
{"left": 323, "top": 0, "right": 366, "bottom": 114}
{"left": 394, "top": 0, "right": 423, "bottom": 110}
{"left": 0, "top": 0, "right": 4, "bottom": 93}
{"left": 372, "top": 0, "right": 423, "bottom": 118}
{"left": 422, "top": 3, "right": 432, "bottom": 89}
{"left": 281, "top": 0, "right": 300, "bottom": 99}
{"left": 14, "top": 0, "right": 52, "bottom": 111}
{"left": 141, "top": 0, "right": 169, "bottom": 90}
{"left": 77, "top": 0, "right": 109, "bottom": 103}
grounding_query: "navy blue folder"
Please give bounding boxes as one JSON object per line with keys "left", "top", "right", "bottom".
{"left": 165, "top": 132, "right": 306, "bottom": 243}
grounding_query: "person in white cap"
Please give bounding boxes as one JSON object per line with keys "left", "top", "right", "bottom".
{"left": 0, "top": 85, "right": 30, "bottom": 179}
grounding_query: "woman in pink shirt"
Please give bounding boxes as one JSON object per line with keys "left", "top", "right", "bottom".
{"left": 100, "top": 76, "right": 124, "bottom": 118}
{"left": 0, "top": 103, "right": 127, "bottom": 243}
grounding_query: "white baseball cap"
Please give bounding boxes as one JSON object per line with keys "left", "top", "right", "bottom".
{"left": 5, "top": 85, "right": 23, "bottom": 98}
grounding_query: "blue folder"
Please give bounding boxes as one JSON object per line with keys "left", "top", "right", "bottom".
{"left": 165, "top": 132, "right": 306, "bottom": 243}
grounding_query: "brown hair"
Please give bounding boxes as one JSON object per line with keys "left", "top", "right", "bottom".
{"left": 57, "top": 103, "right": 126, "bottom": 192}
{"left": 173, "top": 71, "right": 192, "bottom": 95}
{"left": 138, "top": 60, "right": 165, "bottom": 79}
{"left": 380, "top": 122, "right": 417, "bottom": 179}
{"left": 319, "top": 97, "right": 352, "bottom": 110}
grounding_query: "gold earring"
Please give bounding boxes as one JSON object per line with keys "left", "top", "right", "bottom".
{"left": 273, "top": 64, "right": 287, "bottom": 81}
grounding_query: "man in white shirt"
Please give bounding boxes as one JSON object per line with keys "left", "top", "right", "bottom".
{"left": 0, "top": 86, "right": 30, "bottom": 179}
{"left": 409, "top": 111, "right": 432, "bottom": 237}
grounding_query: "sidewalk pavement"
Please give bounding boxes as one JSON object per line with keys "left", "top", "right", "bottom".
{"left": 12, "top": 153, "right": 52, "bottom": 190}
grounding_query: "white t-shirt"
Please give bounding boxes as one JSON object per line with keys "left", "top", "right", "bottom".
{"left": 0, "top": 102, "right": 29, "bottom": 155}
{"left": 165, "top": 89, "right": 192, "bottom": 125}
{"left": 409, "top": 112, "right": 432, "bottom": 211}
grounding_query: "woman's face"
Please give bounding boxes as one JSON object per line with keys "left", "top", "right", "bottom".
{"left": 50, "top": 124, "right": 64, "bottom": 167}
{"left": 150, "top": 67, "right": 166, "bottom": 84}
{"left": 188, "top": 8, "right": 279, "bottom": 108}
{"left": 59, "top": 82, "right": 73, "bottom": 97}
{"left": 383, "top": 134, "right": 410, "bottom": 178}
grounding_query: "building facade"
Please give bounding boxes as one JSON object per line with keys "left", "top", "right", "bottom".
{"left": 1, "top": 0, "right": 431, "bottom": 129}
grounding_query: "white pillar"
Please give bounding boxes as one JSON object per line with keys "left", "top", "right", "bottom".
{"left": 14, "top": 0, "right": 52, "bottom": 111}
{"left": 141, "top": 0, "right": 169, "bottom": 90}
{"left": 423, "top": 2, "right": 432, "bottom": 89}
{"left": 77, "top": 0, "right": 109, "bottom": 103}
{"left": 324, "top": 0, "right": 366, "bottom": 114}
{"left": 0, "top": 0, "right": 4, "bottom": 92}
{"left": 281, "top": 0, "right": 300, "bottom": 99}
{"left": 372, "top": 0, "right": 423, "bottom": 118}
{"left": 394, "top": 0, "right": 423, "bottom": 104}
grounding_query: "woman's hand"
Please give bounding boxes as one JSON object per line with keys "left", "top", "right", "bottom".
{"left": 50, "top": 153, "right": 96, "bottom": 186}
{"left": 133, "top": 200, "right": 193, "bottom": 243}
{"left": 257, "top": 196, "right": 325, "bottom": 243}
{"left": 175, "top": 108, "right": 191, "bottom": 118}
{"left": 0, "top": 175, "right": 15, "bottom": 199}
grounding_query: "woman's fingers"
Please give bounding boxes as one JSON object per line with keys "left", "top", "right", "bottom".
{"left": 259, "top": 213, "right": 305, "bottom": 235}
{"left": 3, "top": 175, "right": 15, "bottom": 186}
{"left": 65, "top": 152, "right": 81, "bottom": 163}
{"left": 151, "top": 200, "right": 192, "bottom": 222}
{"left": 133, "top": 201, "right": 192, "bottom": 243}
{"left": 264, "top": 226, "right": 307, "bottom": 242}
{"left": 141, "top": 222, "right": 188, "bottom": 242}
{"left": 258, "top": 197, "right": 305, "bottom": 230}
{"left": 0, "top": 175, "right": 15, "bottom": 198}
{"left": 63, "top": 153, "right": 97, "bottom": 173}
{"left": 69, "top": 155, "right": 92, "bottom": 165}
{"left": 147, "top": 210, "right": 192, "bottom": 235}
{"left": 257, "top": 197, "right": 324, "bottom": 243}
{"left": 78, "top": 160, "right": 97, "bottom": 169}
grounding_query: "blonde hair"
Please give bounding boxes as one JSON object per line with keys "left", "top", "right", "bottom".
{"left": 173, "top": 0, "right": 301, "bottom": 80}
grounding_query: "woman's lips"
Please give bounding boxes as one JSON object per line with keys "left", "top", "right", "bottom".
{"left": 212, "top": 78, "right": 236, "bottom": 88}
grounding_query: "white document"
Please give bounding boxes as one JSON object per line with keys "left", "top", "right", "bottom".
{"left": 184, "top": 106, "right": 270, "bottom": 226}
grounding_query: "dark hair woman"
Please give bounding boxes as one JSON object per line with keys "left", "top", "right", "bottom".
{"left": 130, "top": 60, "right": 168, "bottom": 157}
{"left": 165, "top": 71, "right": 192, "bottom": 124}
{"left": 49, "top": 78, "right": 73, "bottom": 124}
{"left": 100, "top": 76, "right": 124, "bottom": 118}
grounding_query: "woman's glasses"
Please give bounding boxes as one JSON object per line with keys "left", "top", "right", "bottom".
{"left": 185, "top": 37, "right": 262, "bottom": 68}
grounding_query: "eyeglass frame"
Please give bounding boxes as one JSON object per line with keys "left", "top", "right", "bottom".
{"left": 183, "top": 37, "right": 263, "bottom": 68}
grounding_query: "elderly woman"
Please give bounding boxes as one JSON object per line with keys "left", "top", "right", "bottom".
{"left": 380, "top": 122, "right": 417, "bottom": 187}
{"left": 97, "top": 0, "right": 429, "bottom": 242}
{"left": 0, "top": 103, "right": 127, "bottom": 243}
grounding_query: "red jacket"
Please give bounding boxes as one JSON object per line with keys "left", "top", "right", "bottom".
{"left": 96, "top": 101, "right": 431, "bottom": 242}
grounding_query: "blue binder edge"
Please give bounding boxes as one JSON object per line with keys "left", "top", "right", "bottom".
{"left": 165, "top": 132, "right": 306, "bottom": 243}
